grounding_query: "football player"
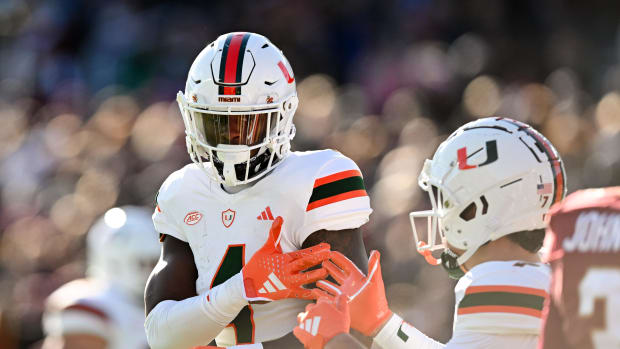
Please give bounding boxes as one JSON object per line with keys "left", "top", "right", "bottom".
{"left": 293, "top": 117, "right": 567, "bottom": 349}
{"left": 539, "top": 186, "right": 620, "bottom": 349}
{"left": 42, "top": 206, "right": 160, "bottom": 349}
{"left": 144, "top": 32, "right": 371, "bottom": 349}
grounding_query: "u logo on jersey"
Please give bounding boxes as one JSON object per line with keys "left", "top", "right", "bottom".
{"left": 222, "top": 209, "right": 236, "bottom": 228}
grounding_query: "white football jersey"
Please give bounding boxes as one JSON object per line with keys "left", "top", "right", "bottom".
{"left": 375, "top": 260, "right": 551, "bottom": 349}
{"left": 153, "top": 149, "right": 372, "bottom": 346}
{"left": 42, "top": 278, "right": 148, "bottom": 349}
{"left": 453, "top": 260, "right": 551, "bottom": 335}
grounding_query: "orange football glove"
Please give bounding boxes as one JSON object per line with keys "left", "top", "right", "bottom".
{"left": 316, "top": 250, "right": 392, "bottom": 336}
{"left": 241, "top": 216, "right": 331, "bottom": 302}
{"left": 293, "top": 294, "right": 350, "bottom": 349}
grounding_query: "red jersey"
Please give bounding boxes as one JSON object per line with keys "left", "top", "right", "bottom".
{"left": 539, "top": 187, "right": 620, "bottom": 349}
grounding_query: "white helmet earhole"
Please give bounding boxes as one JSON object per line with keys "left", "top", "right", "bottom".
{"left": 459, "top": 203, "right": 477, "bottom": 221}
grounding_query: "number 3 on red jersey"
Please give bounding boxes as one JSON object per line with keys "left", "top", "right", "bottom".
{"left": 578, "top": 267, "right": 620, "bottom": 348}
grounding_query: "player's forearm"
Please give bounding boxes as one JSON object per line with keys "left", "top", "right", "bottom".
{"left": 302, "top": 228, "right": 368, "bottom": 273}
{"left": 145, "top": 273, "right": 247, "bottom": 349}
{"left": 373, "top": 314, "right": 445, "bottom": 349}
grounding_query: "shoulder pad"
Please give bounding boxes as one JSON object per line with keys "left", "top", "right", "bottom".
{"left": 157, "top": 164, "right": 205, "bottom": 205}
{"left": 45, "top": 279, "right": 112, "bottom": 320}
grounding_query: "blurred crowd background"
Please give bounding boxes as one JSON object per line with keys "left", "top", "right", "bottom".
{"left": 1, "top": 0, "right": 620, "bottom": 347}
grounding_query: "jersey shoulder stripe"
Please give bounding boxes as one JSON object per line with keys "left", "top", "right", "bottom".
{"left": 64, "top": 303, "right": 110, "bottom": 322}
{"left": 313, "top": 170, "right": 362, "bottom": 187}
{"left": 307, "top": 169, "right": 367, "bottom": 211}
{"left": 453, "top": 261, "right": 550, "bottom": 335}
{"left": 458, "top": 285, "right": 548, "bottom": 318}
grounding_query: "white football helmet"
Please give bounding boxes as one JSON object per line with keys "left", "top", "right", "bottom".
{"left": 410, "top": 117, "right": 566, "bottom": 278}
{"left": 177, "top": 32, "right": 299, "bottom": 186}
{"left": 87, "top": 206, "right": 160, "bottom": 301}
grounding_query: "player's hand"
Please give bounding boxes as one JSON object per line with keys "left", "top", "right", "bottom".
{"left": 241, "top": 216, "right": 331, "bottom": 302}
{"left": 316, "top": 250, "right": 392, "bottom": 336}
{"left": 293, "top": 294, "right": 350, "bottom": 349}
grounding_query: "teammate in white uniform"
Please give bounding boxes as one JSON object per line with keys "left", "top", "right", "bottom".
{"left": 42, "top": 206, "right": 160, "bottom": 349}
{"left": 144, "top": 32, "right": 371, "bottom": 349}
{"left": 293, "top": 117, "right": 567, "bottom": 349}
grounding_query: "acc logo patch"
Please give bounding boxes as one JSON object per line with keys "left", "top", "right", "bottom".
{"left": 184, "top": 211, "right": 203, "bottom": 225}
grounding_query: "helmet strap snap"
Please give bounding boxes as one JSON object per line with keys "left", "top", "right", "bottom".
{"left": 440, "top": 249, "right": 467, "bottom": 280}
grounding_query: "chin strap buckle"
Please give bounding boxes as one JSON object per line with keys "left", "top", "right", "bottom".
{"left": 417, "top": 241, "right": 441, "bottom": 266}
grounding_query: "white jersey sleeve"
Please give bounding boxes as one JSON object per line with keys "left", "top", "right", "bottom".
{"left": 453, "top": 261, "right": 550, "bottom": 336}
{"left": 373, "top": 314, "right": 444, "bottom": 349}
{"left": 373, "top": 311, "right": 538, "bottom": 349}
{"left": 446, "top": 331, "right": 538, "bottom": 348}
{"left": 294, "top": 151, "right": 372, "bottom": 245}
{"left": 42, "top": 280, "right": 112, "bottom": 340}
{"left": 373, "top": 261, "right": 549, "bottom": 349}
{"left": 152, "top": 167, "right": 190, "bottom": 242}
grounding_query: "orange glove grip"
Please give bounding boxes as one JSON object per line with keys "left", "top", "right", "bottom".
{"left": 293, "top": 295, "right": 350, "bottom": 349}
{"left": 317, "top": 250, "right": 392, "bottom": 336}
{"left": 241, "top": 216, "right": 331, "bottom": 302}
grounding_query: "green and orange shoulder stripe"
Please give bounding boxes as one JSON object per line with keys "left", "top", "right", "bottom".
{"left": 457, "top": 285, "right": 548, "bottom": 318}
{"left": 306, "top": 169, "right": 368, "bottom": 211}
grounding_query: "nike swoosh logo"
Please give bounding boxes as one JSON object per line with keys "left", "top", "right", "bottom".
{"left": 192, "top": 78, "right": 201, "bottom": 84}
{"left": 264, "top": 80, "right": 278, "bottom": 86}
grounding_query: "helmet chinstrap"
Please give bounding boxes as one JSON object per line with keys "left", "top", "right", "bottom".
{"left": 212, "top": 148, "right": 280, "bottom": 182}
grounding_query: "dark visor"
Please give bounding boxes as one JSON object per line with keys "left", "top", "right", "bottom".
{"left": 193, "top": 112, "right": 278, "bottom": 147}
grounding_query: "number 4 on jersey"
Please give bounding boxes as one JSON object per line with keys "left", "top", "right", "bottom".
{"left": 211, "top": 244, "right": 255, "bottom": 344}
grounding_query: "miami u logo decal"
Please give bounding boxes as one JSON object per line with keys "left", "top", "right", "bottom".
{"left": 457, "top": 140, "right": 498, "bottom": 170}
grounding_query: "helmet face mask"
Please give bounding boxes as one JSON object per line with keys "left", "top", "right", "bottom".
{"left": 409, "top": 158, "right": 465, "bottom": 257}
{"left": 409, "top": 117, "right": 567, "bottom": 277}
{"left": 178, "top": 32, "right": 299, "bottom": 186}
